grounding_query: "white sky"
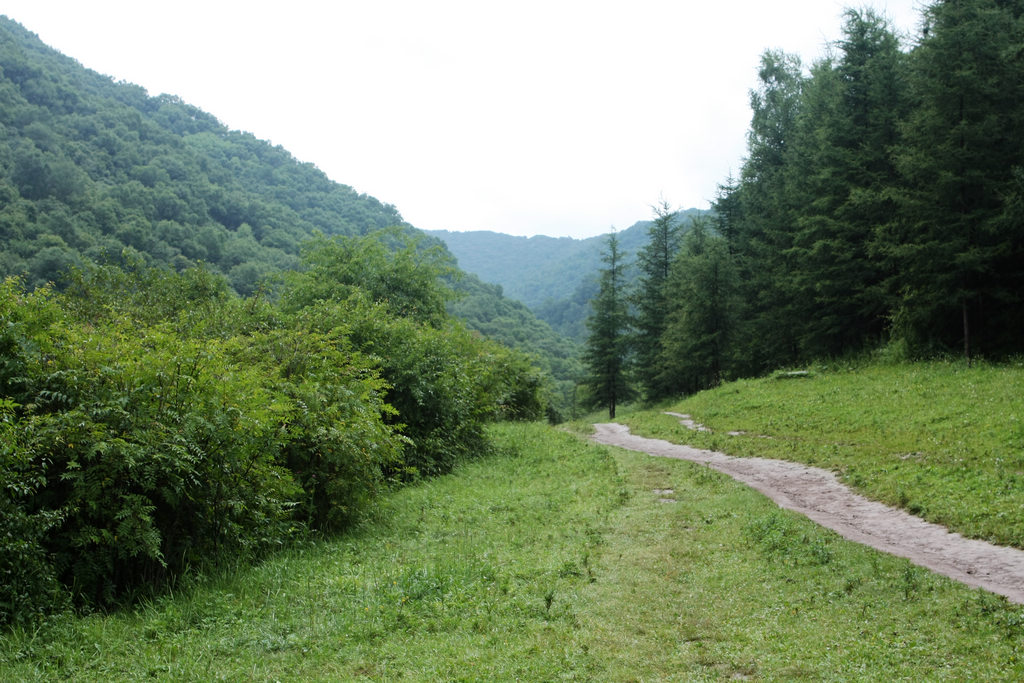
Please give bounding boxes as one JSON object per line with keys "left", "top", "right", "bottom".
{"left": 3, "top": 0, "right": 924, "bottom": 238}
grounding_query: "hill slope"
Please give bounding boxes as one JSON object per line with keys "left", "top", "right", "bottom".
{"left": 0, "top": 16, "right": 579, "bottom": 406}
{"left": 0, "top": 16, "right": 407, "bottom": 293}
{"left": 426, "top": 223, "right": 645, "bottom": 309}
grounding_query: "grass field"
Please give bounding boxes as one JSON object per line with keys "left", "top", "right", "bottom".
{"left": 3, "top": 408, "right": 1024, "bottom": 680}
{"left": 621, "top": 359, "right": 1024, "bottom": 549}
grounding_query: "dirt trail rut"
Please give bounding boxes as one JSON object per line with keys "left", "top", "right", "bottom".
{"left": 591, "top": 422, "right": 1024, "bottom": 604}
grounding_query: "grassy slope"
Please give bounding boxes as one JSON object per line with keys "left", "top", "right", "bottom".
{"left": 623, "top": 359, "right": 1024, "bottom": 548}
{"left": 3, "top": 418, "right": 1023, "bottom": 680}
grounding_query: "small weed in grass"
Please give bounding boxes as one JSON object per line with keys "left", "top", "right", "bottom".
{"left": 744, "top": 511, "right": 836, "bottom": 566}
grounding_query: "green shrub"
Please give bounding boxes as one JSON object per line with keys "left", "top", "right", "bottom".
{"left": 12, "top": 316, "right": 300, "bottom": 605}
{"left": 283, "top": 234, "right": 548, "bottom": 478}
{"left": 227, "top": 319, "right": 404, "bottom": 530}
{"left": 0, "top": 246, "right": 552, "bottom": 624}
{"left": 0, "top": 398, "right": 68, "bottom": 625}
{"left": 0, "top": 275, "right": 305, "bottom": 613}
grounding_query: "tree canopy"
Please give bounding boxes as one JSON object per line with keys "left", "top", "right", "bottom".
{"left": 704, "top": 2, "right": 1024, "bottom": 378}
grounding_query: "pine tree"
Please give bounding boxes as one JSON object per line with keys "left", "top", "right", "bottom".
{"left": 713, "top": 175, "right": 743, "bottom": 253}
{"left": 632, "top": 202, "right": 682, "bottom": 400}
{"left": 731, "top": 50, "right": 805, "bottom": 373}
{"left": 786, "top": 9, "right": 908, "bottom": 357}
{"left": 884, "top": 0, "right": 1024, "bottom": 360}
{"left": 658, "top": 218, "right": 740, "bottom": 395}
{"left": 582, "top": 232, "right": 635, "bottom": 419}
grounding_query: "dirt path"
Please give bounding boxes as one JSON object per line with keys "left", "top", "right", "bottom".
{"left": 591, "top": 422, "right": 1024, "bottom": 604}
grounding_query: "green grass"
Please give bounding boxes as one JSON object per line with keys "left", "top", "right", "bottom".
{"left": 3, "top": 418, "right": 1024, "bottom": 680}
{"left": 575, "top": 447, "right": 1024, "bottom": 680}
{"left": 0, "top": 424, "right": 623, "bottom": 681}
{"left": 623, "top": 359, "right": 1024, "bottom": 548}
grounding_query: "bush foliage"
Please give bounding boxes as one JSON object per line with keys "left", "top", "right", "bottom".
{"left": 0, "top": 232, "right": 548, "bottom": 625}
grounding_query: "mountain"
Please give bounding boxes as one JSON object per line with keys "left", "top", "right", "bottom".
{"left": 0, "top": 16, "right": 407, "bottom": 293}
{"left": 0, "top": 16, "right": 579, "bottom": 412}
{"left": 428, "top": 208, "right": 706, "bottom": 340}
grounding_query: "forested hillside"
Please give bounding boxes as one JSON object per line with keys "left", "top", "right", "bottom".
{"left": 0, "top": 18, "right": 403, "bottom": 293}
{"left": 427, "top": 222, "right": 648, "bottom": 311}
{"left": 0, "top": 16, "right": 579, "bottom": 407}
{"left": 581, "top": 3, "right": 1024, "bottom": 413}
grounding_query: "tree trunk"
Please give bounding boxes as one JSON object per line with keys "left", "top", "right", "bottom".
{"left": 963, "top": 300, "right": 971, "bottom": 367}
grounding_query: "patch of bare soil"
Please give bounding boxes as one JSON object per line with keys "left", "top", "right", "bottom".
{"left": 591, "top": 422, "right": 1024, "bottom": 604}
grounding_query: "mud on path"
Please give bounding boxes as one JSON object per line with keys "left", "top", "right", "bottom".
{"left": 591, "top": 422, "right": 1024, "bottom": 605}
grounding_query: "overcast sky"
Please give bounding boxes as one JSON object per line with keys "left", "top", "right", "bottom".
{"left": 4, "top": 1, "right": 924, "bottom": 238}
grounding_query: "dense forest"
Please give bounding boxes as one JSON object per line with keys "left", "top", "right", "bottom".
{"left": 0, "top": 17, "right": 402, "bottom": 291}
{"left": 583, "top": 2, "right": 1024, "bottom": 411}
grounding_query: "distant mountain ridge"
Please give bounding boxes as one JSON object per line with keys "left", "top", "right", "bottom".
{"left": 428, "top": 208, "right": 706, "bottom": 340}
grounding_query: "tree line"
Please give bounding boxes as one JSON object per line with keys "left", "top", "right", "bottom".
{"left": 584, "top": 2, "right": 1024, "bottom": 413}
{"left": 0, "top": 230, "right": 547, "bottom": 625}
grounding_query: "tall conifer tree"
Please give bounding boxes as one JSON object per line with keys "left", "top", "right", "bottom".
{"left": 732, "top": 50, "right": 805, "bottom": 372}
{"left": 658, "top": 217, "right": 739, "bottom": 395}
{"left": 632, "top": 202, "right": 681, "bottom": 400}
{"left": 787, "top": 9, "right": 908, "bottom": 357}
{"left": 582, "top": 232, "right": 634, "bottom": 419}
{"left": 884, "top": 0, "right": 1024, "bottom": 359}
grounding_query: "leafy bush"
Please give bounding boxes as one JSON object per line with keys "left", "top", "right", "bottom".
{"left": 227, "top": 318, "right": 404, "bottom": 530}
{"left": 5, "top": 296, "right": 300, "bottom": 605}
{"left": 0, "top": 241, "right": 550, "bottom": 624}
{"left": 284, "top": 234, "right": 548, "bottom": 478}
{"left": 0, "top": 398, "right": 68, "bottom": 625}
